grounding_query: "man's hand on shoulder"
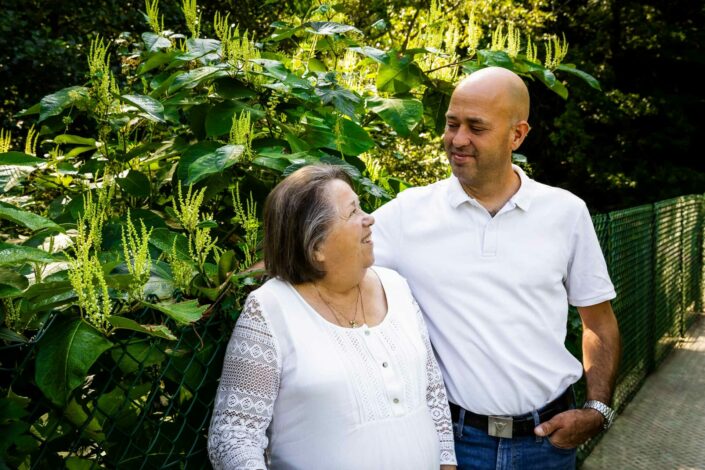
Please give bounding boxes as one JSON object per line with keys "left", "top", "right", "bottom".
{"left": 440, "top": 465, "right": 457, "bottom": 470}
{"left": 533, "top": 408, "right": 604, "bottom": 448}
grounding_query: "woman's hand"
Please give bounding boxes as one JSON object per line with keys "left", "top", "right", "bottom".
{"left": 440, "top": 465, "right": 457, "bottom": 470}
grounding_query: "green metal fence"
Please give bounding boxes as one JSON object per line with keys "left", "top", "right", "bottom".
{"left": 5, "top": 195, "right": 704, "bottom": 468}
{"left": 578, "top": 195, "right": 704, "bottom": 460}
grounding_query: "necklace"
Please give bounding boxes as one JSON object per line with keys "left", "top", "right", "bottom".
{"left": 313, "top": 283, "right": 367, "bottom": 328}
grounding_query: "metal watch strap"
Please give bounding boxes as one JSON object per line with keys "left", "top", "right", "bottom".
{"left": 583, "top": 400, "right": 616, "bottom": 430}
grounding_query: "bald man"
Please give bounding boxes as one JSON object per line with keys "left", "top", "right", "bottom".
{"left": 373, "top": 67, "right": 620, "bottom": 469}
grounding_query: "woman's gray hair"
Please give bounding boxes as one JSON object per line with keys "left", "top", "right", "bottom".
{"left": 263, "top": 164, "right": 353, "bottom": 284}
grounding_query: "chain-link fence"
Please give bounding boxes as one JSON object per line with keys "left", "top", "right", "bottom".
{"left": 4, "top": 195, "right": 704, "bottom": 468}
{"left": 578, "top": 195, "right": 704, "bottom": 461}
{"left": 3, "top": 304, "right": 236, "bottom": 469}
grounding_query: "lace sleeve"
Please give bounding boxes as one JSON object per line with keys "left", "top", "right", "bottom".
{"left": 413, "top": 299, "right": 457, "bottom": 466}
{"left": 208, "top": 295, "right": 281, "bottom": 470}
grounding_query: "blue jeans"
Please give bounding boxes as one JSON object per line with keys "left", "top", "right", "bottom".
{"left": 453, "top": 412, "right": 576, "bottom": 469}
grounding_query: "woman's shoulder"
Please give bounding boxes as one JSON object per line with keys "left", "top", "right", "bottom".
{"left": 371, "top": 265, "right": 409, "bottom": 288}
{"left": 370, "top": 266, "right": 415, "bottom": 306}
{"left": 244, "top": 277, "right": 298, "bottom": 316}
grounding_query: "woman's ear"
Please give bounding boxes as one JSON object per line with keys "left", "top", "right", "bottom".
{"left": 313, "top": 247, "right": 325, "bottom": 263}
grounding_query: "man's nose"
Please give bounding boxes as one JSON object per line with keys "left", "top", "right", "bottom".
{"left": 364, "top": 213, "right": 375, "bottom": 226}
{"left": 452, "top": 127, "right": 471, "bottom": 147}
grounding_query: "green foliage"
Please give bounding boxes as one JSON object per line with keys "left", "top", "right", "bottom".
{"left": 0, "top": 1, "right": 599, "bottom": 467}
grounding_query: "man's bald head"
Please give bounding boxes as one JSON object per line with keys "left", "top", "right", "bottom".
{"left": 454, "top": 67, "right": 530, "bottom": 124}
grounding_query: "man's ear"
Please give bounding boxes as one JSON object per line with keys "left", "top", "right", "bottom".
{"left": 511, "top": 121, "right": 530, "bottom": 151}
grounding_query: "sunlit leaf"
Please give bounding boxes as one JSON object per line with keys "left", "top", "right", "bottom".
{"left": 140, "top": 299, "right": 208, "bottom": 325}
{"left": 168, "top": 66, "right": 229, "bottom": 94}
{"left": 107, "top": 316, "right": 176, "bottom": 341}
{"left": 0, "top": 242, "right": 57, "bottom": 266}
{"left": 0, "top": 201, "right": 64, "bottom": 233}
{"left": 142, "top": 32, "right": 172, "bottom": 52}
{"left": 376, "top": 53, "right": 426, "bottom": 94}
{"left": 119, "top": 95, "right": 166, "bottom": 123}
{"left": 178, "top": 142, "right": 245, "bottom": 184}
{"left": 305, "top": 21, "right": 362, "bottom": 36}
{"left": 38, "top": 86, "right": 89, "bottom": 122}
{"left": 367, "top": 97, "right": 423, "bottom": 137}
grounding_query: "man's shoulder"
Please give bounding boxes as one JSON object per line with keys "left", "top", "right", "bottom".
{"left": 530, "top": 178, "right": 587, "bottom": 211}
{"left": 387, "top": 178, "right": 450, "bottom": 206}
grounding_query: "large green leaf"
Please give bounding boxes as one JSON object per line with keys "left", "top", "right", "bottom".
{"left": 531, "top": 68, "right": 569, "bottom": 99}
{"left": 477, "top": 49, "right": 515, "bottom": 70}
{"left": 141, "top": 299, "right": 208, "bottom": 325}
{"left": 556, "top": 64, "right": 602, "bottom": 91}
{"left": 422, "top": 84, "right": 453, "bottom": 134}
{"left": 0, "top": 268, "right": 28, "bottom": 298}
{"left": 348, "top": 46, "right": 387, "bottom": 63}
{"left": 53, "top": 134, "right": 96, "bottom": 146}
{"left": 0, "top": 152, "right": 44, "bottom": 192}
{"left": 178, "top": 142, "right": 245, "bottom": 184}
{"left": 366, "top": 97, "right": 423, "bottom": 137}
{"left": 0, "top": 201, "right": 64, "bottom": 233}
{"left": 376, "top": 53, "right": 426, "bottom": 94}
{"left": 168, "top": 66, "right": 229, "bottom": 94}
{"left": 148, "top": 228, "right": 190, "bottom": 260}
{"left": 119, "top": 94, "right": 166, "bottom": 123}
{"left": 315, "top": 76, "right": 361, "bottom": 118}
{"left": 142, "top": 32, "right": 172, "bottom": 52}
{"left": 0, "top": 242, "right": 56, "bottom": 267}
{"left": 0, "top": 152, "right": 46, "bottom": 166}
{"left": 110, "top": 341, "right": 167, "bottom": 375}
{"left": 205, "top": 101, "right": 265, "bottom": 137}
{"left": 255, "top": 59, "right": 318, "bottom": 101}
{"left": 303, "top": 116, "right": 374, "bottom": 156}
{"left": 182, "top": 38, "right": 221, "bottom": 62}
{"left": 305, "top": 21, "right": 362, "bottom": 36}
{"left": 214, "top": 78, "right": 258, "bottom": 100}
{"left": 138, "top": 50, "right": 181, "bottom": 75}
{"left": 65, "top": 457, "right": 96, "bottom": 470}
{"left": 39, "top": 86, "right": 89, "bottom": 122}
{"left": 35, "top": 319, "right": 113, "bottom": 406}
{"left": 107, "top": 316, "right": 176, "bottom": 341}
{"left": 63, "top": 399, "right": 104, "bottom": 442}
{"left": 117, "top": 170, "right": 151, "bottom": 198}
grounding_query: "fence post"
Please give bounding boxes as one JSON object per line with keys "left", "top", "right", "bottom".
{"left": 648, "top": 202, "right": 657, "bottom": 375}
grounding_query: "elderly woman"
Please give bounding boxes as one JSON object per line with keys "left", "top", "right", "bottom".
{"left": 208, "top": 165, "right": 457, "bottom": 469}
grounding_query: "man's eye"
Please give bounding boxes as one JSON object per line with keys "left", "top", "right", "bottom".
{"left": 446, "top": 123, "right": 458, "bottom": 128}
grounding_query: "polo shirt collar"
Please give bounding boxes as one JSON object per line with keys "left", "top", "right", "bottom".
{"left": 446, "top": 164, "right": 535, "bottom": 211}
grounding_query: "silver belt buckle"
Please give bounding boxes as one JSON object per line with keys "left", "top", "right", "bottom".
{"left": 488, "top": 416, "right": 513, "bottom": 438}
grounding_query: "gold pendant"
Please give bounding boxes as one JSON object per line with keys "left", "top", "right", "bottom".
{"left": 349, "top": 320, "right": 358, "bottom": 328}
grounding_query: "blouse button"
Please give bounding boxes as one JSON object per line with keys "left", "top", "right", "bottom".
{"left": 393, "top": 398, "right": 400, "bottom": 404}
{"left": 364, "top": 330, "right": 370, "bottom": 336}
{"left": 382, "top": 362, "right": 388, "bottom": 368}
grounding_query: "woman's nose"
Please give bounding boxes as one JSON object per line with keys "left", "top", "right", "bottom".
{"left": 364, "top": 213, "right": 375, "bottom": 226}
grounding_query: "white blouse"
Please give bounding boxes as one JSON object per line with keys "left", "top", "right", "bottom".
{"left": 208, "top": 266, "right": 457, "bottom": 469}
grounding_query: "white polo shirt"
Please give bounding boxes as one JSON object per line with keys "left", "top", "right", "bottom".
{"left": 372, "top": 166, "right": 616, "bottom": 416}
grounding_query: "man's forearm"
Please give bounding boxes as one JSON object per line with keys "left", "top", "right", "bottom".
{"left": 579, "top": 301, "right": 621, "bottom": 403}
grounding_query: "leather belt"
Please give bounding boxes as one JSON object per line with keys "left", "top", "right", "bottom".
{"left": 449, "top": 387, "right": 574, "bottom": 438}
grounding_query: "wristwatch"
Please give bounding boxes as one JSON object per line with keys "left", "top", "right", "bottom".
{"left": 583, "top": 400, "right": 616, "bottom": 430}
